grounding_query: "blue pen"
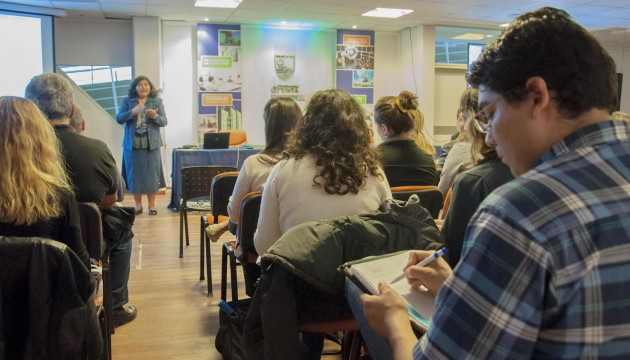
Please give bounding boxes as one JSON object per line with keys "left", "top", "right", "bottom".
{"left": 218, "top": 300, "right": 236, "bottom": 316}
{"left": 390, "top": 248, "right": 448, "bottom": 284}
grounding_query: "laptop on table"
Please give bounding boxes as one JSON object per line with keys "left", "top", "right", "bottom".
{"left": 203, "top": 132, "right": 230, "bottom": 149}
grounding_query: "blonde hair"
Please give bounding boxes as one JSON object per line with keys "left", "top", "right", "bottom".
{"left": 412, "top": 110, "right": 436, "bottom": 156}
{"left": 0, "top": 97, "right": 71, "bottom": 225}
{"left": 611, "top": 111, "right": 630, "bottom": 121}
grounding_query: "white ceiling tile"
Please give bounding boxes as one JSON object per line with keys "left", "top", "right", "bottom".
{"left": 588, "top": 0, "right": 630, "bottom": 7}
{"left": 100, "top": 3, "right": 145, "bottom": 12}
{"left": 591, "top": 7, "right": 630, "bottom": 18}
{"left": 64, "top": 9, "right": 103, "bottom": 17}
{"left": 283, "top": 3, "right": 373, "bottom": 16}
{"left": 99, "top": 0, "right": 144, "bottom": 3}
{"left": 50, "top": 1, "right": 101, "bottom": 10}
{"left": 0, "top": 0, "right": 55, "bottom": 6}
{"left": 230, "top": 8, "right": 279, "bottom": 17}
{"left": 238, "top": 0, "right": 291, "bottom": 10}
{"left": 564, "top": 4, "right": 615, "bottom": 16}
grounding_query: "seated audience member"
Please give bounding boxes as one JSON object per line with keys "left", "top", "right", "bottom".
{"left": 0, "top": 96, "right": 90, "bottom": 269}
{"left": 253, "top": 88, "right": 392, "bottom": 256}
{"left": 435, "top": 131, "right": 459, "bottom": 168}
{"left": 26, "top": 73, "right": 137, "bottom": 327}
{"left": 205, "top": 97, "right": 301, "bottom": 244}
{"left": 355, "top": 7, "right": 630, "bottom": 359}
{"left": 375, "top": 91, "right": 437, "bottom": 187}
{"left": 244, "top": 195, "right": 444, "bottom": 360}
{"left": 0, "top": 96, "right": 103, "bottom": 358}
{"left": 439, "top": 103, "right": 513, "bottom": 267}
{"left": 205, "top": 97, "right": 301, "bottom": 293}
{"left": 411, "top": 102, "right": 436, "bottom": 158}
{"left": 436, "top": 88, "right": 479, "bottom": 195}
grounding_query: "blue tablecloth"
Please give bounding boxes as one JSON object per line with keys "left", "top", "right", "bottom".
{"left": 168, "top": 148, "right": 261, "bottom": 210}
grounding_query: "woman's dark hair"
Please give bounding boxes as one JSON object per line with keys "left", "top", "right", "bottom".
{"left": 374, "top": 91, "right": 419, "bottom": 135}
{"left": 258, "top": 97, "right": 301, "bottom": 165}
{"left": 128, "top": 76, "right": 158, "bottom": 98}
{"left": 283, "top": 89, "right": 382, "bottom": 195}
{"left": 467, "top": 7, "right": 617, "bottom": 118}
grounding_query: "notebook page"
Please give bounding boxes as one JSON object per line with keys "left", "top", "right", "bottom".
{"left": 350, "top": 251, "right": 435, "bottom": 327}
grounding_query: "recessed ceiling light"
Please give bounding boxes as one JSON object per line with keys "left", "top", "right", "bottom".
{"left": 195, "top": 0, "right": 242, "bottom": 9}
{"left": 362, "top": 8, "right": 413, "bottom": 18}
{"left": 281, "top": 21, "right": 287, "bottom": 25}
{"left": 352, "top": 25, "right": 357, "bottom": 29}
{"left": 453, "top": 33, "right": 485, "bottom": 40}
{"left": 204, "top": 17, "right": 209, "bottom": 21}
{"left": 499, "top": 23, "right": 509, "bottom": 27}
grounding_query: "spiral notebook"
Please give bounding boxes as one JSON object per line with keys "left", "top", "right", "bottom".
{"left": 347, "top": 251, "right": 436, "bottom": 330}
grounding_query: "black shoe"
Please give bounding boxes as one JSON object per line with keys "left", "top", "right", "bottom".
{"left": 148, "top": 209, "right": 158, "bottom": 215}
{"left": 135, "top": 208, "right": 143, "bottom": 215}
{"left": 113, "top": 306, "right": 137, "bottom": 327}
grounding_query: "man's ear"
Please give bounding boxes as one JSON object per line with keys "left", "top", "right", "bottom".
{"left": 69, "top": 104, "right": 75, "bottom": 119}
{"left": 525, "top": 77, "right": 551, "bottom": 119}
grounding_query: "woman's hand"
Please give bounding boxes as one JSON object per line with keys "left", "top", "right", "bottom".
{"left": 403, "top": 250, "right": 452, "bottom": 296}
{"left": 131, "top": 104, "right": 144, "bottom": 116}
{"left": 145, "top": 109, "right": 158, "bottom": 119}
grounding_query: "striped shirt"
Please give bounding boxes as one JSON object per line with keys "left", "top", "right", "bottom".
{"left": 414, "top": 120, "right": 630, "bottom": 359}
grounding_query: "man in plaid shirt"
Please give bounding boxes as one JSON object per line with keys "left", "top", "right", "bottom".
{"left": 359, "top": 7, "right": 630, "bottom": 359}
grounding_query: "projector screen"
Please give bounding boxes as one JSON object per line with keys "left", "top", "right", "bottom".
{"left": 0, "top": 10, "right": 54, "bottom": 96}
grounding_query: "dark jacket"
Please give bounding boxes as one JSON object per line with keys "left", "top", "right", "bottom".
{"left": 0, "top": 237, "right": 102, "bottom": 360}
{"left": 244, "top": 196, "right": 444, "bottom": 360}
{"left": 441, "top": 158, "right": 514, "bottom": 267}
{"left": 263, "top": 195, "right": 444, "bottom": 295}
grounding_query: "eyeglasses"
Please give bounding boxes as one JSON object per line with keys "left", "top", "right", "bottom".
{"left": 471, "top": 97, "right": 502, "bottom": 133}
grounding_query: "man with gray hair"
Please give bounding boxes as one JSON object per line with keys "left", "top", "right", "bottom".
{"left": 26, "top": 73, "right": 137, "bottom": 327}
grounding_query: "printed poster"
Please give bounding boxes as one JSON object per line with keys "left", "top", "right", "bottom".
{"left": 197, "top": 24, "right": 242, "bottom": 144}
{"left": 336, "top": 30, "right": 374, "bottom": 105}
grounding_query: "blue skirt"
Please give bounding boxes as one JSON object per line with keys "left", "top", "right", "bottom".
{"left": 123, "top": 147, "right": 161, "bottom": 194}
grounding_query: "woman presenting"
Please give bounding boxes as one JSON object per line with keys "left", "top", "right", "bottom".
{"left": 116, "top": 76, "right": 167, "bottom": 215}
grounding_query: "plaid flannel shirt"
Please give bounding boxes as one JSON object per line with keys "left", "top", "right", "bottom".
{"left": 415, "top": 120, "right": 630, "bottom": 359}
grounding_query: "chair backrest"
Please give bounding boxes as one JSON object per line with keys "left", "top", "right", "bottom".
{"left": 210, "top": 171, "right": 239, "bottom": 217}
{"left": 237, "top": 191, "right": 262, "bottom": 260}
{"left": 220, "top": 129, "right": 248, "bottom": 146}
{"left": 440, "top": 187, "right": 453, "bottom": 220}
{"left": 390, "top": 186, "right": 444, "bottom": 219}
{"left": 382, "top": 165, "right": 437, "bottom": 188}
{"left": 181, "top": 166, "right": 237, "bottom": 204}
{"left": 0, "top": 236, "right": 102, "bottom": 359}
{"left": 77, "top": 202, "right": 103, "bottom": 260}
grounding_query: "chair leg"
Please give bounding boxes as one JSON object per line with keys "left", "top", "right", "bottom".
{"left": 221, "top": 245, "right": 228, "bottom": 301}
{"left": 199, "top": 217, "right": 205, "bottom": 281}
{"left": 102, "top": 252, "right": 114, "bottom": 336}
{"left": 206, "top": 231, "right": 212, "bottom": 297}
{"left": 179, "top": 209, "right": 184, "bottom": 258}
{"left": 229, "top": 252, "right": 238, "bottom": 301}
{"left": 184, "top": 210, "right": 190, "bottom": 246}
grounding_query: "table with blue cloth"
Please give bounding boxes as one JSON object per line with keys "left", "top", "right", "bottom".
{"left": 168, "top": 147, "right": 261, "bottom": 210}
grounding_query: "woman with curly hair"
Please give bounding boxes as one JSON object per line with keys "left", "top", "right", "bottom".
{"left": 253, "top": 89, "right": 392, "bottom": 255}
{"left": 0, "top": 96, "right": 90, "bottom": 269}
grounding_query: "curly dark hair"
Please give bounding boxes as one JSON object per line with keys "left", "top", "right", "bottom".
{"left": 128, "top": 75, "right": 159, "bottom": 98}
{"left": 467, "top": 7, "right": 617, "bottom": 118}
{"left": 283, "top": 89, "right": 382, "bottom": 195}
{"left": 374, "top": 90, "right": 419, "bottom": 135}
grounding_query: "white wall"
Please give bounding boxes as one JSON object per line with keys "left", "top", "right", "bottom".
{"left": 433, "top": 66, "right": 467, "bottom": 144}
{"left": 162, "top": 23, "right": 195, "bottom": 187}
{"left": 400, "top": 25, "right": 436, "bottom": 143}
{"left": 55, "top": 18, "right": 132, "bottom": 66}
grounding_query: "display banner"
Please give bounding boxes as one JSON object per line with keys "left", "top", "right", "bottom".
{"left": 197, "top": 24, "right": 242, "bottom": 144}
{"left": 335, "top": 30, "right": 374, "bottom": 105}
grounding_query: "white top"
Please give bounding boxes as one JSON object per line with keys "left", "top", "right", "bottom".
{"left": 227, "top": 153, "right": 278, "bottom": 225}
{"left": 438, "top": 141, "right": 472, "bottom": 195}
{"left": 254, "top": 155, "right": 392, "bottom": 255}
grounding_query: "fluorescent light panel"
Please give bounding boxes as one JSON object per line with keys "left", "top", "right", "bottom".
{"left": 195, "top": 0, "right": 242, "bottom": 8}
{"left": 362, "top": 8, "right": 413, "bottom": 18}
{"left": 453, "top": 33, "right": 485, "bottom": 40}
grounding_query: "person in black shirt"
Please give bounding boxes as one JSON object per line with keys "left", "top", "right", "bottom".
{"left": 375, "top": 91, "right": 437, "bottom": 187}
{"left": 26, "top": 73, "right": 137, "bottom": 327}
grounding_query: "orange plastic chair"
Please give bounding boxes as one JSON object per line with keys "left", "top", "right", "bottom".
{"left": 440, "top": 187, "right": 453, "bottom": 220}
{"left": 220, "top": 129, "right": 248, "bottom": 146}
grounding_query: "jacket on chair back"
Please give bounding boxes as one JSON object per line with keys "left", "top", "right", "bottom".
{"left": 0, "top": 236, "right": 102, "bottom": 360}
